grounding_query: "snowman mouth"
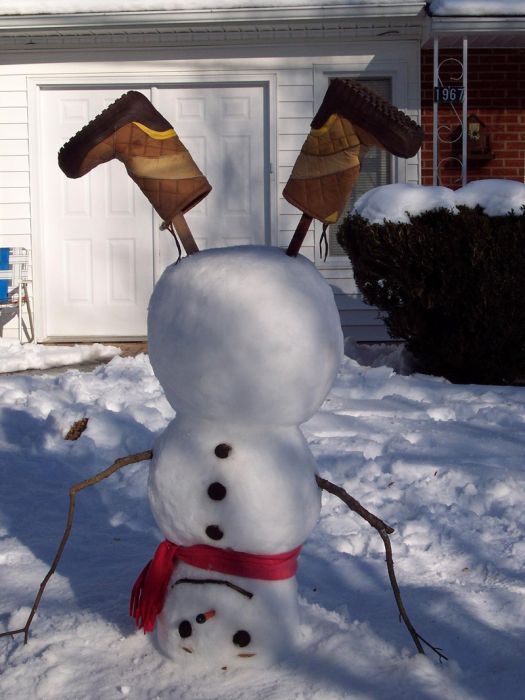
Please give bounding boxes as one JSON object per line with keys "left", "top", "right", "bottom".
{"left": 238, "top": 653, "right": 256, "bottom": 658}
{"left": 182, "top": 646, "right": 193, "bottom": 654}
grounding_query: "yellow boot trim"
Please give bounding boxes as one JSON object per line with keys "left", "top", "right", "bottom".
{"left": 127, "top": 152, "right": 203, "bottom": 180}
{"left": 132, "top": 122, "right": 177, "bottom": 140}
{"left": 310, "top": 113, "right": 339, "bottom": 136}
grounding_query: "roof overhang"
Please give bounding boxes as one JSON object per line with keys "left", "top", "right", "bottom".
{"left": 0, "top": 6, "right": 427, "bottom": 53}
{"left": 0, "top": 3, "right": 427, "bottom": 29}
{"left": 423, "top": 15, "right": 525, "bottom": 48}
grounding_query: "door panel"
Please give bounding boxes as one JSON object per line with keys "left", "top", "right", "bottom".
{"left": 40, "top": 88, "right": 154, "bottom": 337}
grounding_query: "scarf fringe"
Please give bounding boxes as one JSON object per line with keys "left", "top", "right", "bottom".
{"left": 130, "top": 540, "right": 178, "bottom": 633}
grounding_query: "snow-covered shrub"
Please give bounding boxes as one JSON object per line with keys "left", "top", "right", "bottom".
{"left": 337, "top": 203, "right": 525, "bottom": 384}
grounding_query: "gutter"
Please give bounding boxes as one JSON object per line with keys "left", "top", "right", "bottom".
{"left": 430, "top": 16, "right": 525, "bottom": 34}
{"left": 0, "top": 4, "right": 427, "bottom": 33}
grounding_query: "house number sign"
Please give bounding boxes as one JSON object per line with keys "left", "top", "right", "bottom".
{"left": 434, "top": 86, "right": 465, "bottom": 104}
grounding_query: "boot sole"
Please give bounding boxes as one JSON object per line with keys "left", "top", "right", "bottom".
{"left": 58, "top": 91, "right": 173, "bottom": 178}
{"left": 311, "top": 78, "right": 423, "bottom": 159}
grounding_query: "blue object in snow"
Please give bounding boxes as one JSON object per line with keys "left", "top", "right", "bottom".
{"left": 0, "top": 248, "right": 10, "bottom": 303}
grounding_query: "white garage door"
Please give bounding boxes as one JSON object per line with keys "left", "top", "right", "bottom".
{"left": 39, "top": 84, "right": 268, "bottom": 339}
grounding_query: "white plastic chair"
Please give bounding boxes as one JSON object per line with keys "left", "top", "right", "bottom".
{"left": 0, "top": 247, "right": 35, "bottom": 343}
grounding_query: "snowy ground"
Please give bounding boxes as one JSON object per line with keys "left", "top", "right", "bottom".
{"left": 0, "top": 348, "right": 523, "bottom": 699}
{"left": 0, "top": 339, "right": 121, "bottom": 374}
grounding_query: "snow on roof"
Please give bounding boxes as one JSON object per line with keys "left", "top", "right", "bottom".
{"left": 429, "top": 0, "right": 525, "bottom": 16}
{"left": 0, "top": 0, "right": 425, "bottom": 16}
{"left": 3, "top": 1, "right": 523, "bottom": 20}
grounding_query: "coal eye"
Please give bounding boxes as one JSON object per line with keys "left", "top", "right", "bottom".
{"left": 178, "top": 620, "right": 192, "bottom": 638}
{"left": 232, "top": 630, "right": 251, "bottom": 647}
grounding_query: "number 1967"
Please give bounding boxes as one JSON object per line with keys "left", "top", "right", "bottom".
{"left": 434, "top": 86, "right": 465, "bottom": 103}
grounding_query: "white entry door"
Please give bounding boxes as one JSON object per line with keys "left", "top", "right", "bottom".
{"left": 38, "top": 83, "right": 268, "bottom": 339}
{"left": 40, "top": 87, "right": 154, "bottom": 338}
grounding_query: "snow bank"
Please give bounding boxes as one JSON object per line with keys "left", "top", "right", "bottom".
{"left": 1, "top": 352, "right": 524, "bottom": 698}
{"left": 353, "top": 179, "right": 525, "bottom": 223}
{"left": 0, "top": 339, "right": 120, "bottom": 374}
{"left": 353, "top": 184, "right": 457, "bottom": 224}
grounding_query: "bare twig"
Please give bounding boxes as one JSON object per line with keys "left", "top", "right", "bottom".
{"left": 173, "top": 578, "right": 254, "bottom": 599}
{"left": 316, "top": 474, "right": 447, "bottom": 662}
{"left": 0, "top": 449, "right": 153, "bottom": 645}
{"left": 379, "top": 530, "right": 448, "bottom": 662}
{"left": 316, "top": 475, "right": 394, "bottom": 535}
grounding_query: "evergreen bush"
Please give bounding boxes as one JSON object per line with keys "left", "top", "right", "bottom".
{"left": 337, "top": 205, "right": 525, "bottom": 384}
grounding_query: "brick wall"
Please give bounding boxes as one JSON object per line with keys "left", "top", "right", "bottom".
{"left": 421, "top": 48, "right": 525, "bottom": 187}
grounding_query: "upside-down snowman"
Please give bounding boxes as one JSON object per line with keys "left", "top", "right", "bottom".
{"left": 58, "top": 84, "right": 422, "bottom": 668}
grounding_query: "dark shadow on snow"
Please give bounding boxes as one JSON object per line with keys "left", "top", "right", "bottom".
{"left": 0, "top": 405, "right": 161, "bottom": 640}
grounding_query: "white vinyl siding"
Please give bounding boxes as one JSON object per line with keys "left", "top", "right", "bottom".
{"left": 0, "top": 75, "right": 30, "bottom": 245}
{"left": 0, "top": 42, "right": 420, "bottom": 342}
{"left": 0, "top": 76, "right": 31, "bottom": 338}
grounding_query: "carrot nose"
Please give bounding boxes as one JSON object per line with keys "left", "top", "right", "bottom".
{"left": 196, "top": 609, "right": 216, "bottom": 624}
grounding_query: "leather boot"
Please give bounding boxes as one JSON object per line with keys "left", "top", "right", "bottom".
{"left": 58, "top": 91, "right": 211, "bottom": 253}
{"left": 284, "top": 78, "right": 423, "bottom": 255}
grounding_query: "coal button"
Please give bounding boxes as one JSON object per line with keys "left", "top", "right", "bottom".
{"left": 206, "top": 525, "right": 224, "bottom": 541}
{"left": 207, "top": 482, "right": 227, "bottom": 501}
{"left": 214, "top": 443, "right": 232, "bottom": 459}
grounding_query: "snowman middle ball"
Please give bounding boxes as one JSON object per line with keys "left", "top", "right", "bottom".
{"left": 146, "top": 246, "right": 343, "bottom": 668}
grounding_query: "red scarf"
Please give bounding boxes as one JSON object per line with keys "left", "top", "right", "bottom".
{"left": 130, "top": 540, "right": 302, "bottom": 633}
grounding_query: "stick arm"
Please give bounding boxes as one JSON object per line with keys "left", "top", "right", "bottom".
{"left": 0, "top": 449, "right": 153, "bottom": 645}
{"left": 316, "top": 474, "right": 447, "bottom": 662}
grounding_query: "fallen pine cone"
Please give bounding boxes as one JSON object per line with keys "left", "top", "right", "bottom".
{"left": 64, "top": 418, "right": 89, "bottom": 441}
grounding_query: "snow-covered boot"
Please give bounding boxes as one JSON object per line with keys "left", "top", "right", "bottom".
{"left": 284, "top": 78, "right": 423, "bottom": 256}
{"left": 58, "top": 91, "right": 211, "bottom": 255}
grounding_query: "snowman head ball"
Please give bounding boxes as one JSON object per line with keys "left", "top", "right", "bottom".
{"left": 148, "top": 246, "right": 343, "bottom": 425}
